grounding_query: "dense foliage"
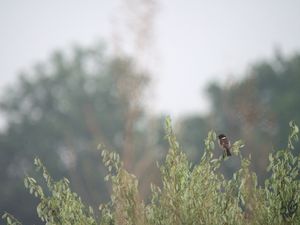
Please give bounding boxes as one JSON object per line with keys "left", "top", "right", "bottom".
{"left": 202, "top": 52, "right": 300, "bottom": 181}
{"left": 3, "top": 118, "right": 300, "bottom": 225}
{"left": 1, "top": 40, "right": 300, "bottom": 223}
{"left": 0, "top": 45, "right": 164, "bottom": 223}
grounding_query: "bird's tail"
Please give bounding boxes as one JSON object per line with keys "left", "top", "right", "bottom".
{"left": 226, "top": 148, "right": 232, "bottom": 156}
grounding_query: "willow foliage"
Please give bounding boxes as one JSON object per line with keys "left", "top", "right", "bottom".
{"left": 2, "top": 118, "right": 300, "bottom": 225}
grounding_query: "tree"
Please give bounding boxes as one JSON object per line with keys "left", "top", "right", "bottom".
{"left": 0, "top": 43, "right": 161, "bottom": 224}
{"left": 3, "top": 119, "right": 300, "bottom": 225}
{"left": 205, "top": 51, "right": 300, "bottom": 182}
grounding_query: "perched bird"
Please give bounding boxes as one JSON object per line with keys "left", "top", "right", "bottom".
{"left": 218, "top": 134, "right": 232, "bottom": 157}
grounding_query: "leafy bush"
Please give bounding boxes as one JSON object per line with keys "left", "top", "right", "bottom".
{"left": 2, "top": 118, "right": 300, "bottom": 224}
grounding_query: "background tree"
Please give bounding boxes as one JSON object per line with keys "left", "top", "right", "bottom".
{"left": 178, "top": 51, "right": 300, "bottom": 182}
{"left": 1, "top": 36, "right": 300, "bottom": 224}
{"left": 0, "top": 44, "right": 163, "bottom": 224}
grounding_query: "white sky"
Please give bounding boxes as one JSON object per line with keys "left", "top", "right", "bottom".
{"left": 1, "top": 0, "right": 300, "bottom": 119}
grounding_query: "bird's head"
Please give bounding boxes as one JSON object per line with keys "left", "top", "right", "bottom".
{"left": 218, "top": 134, "right": 226, "bottom": 139}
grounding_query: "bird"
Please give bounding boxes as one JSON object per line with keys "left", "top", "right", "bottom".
{"left": 218, "top": 134, "right": 232, "bottom": 157}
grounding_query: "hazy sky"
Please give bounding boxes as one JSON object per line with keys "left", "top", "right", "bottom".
{"left": 1, "top": 0, "right": 300, "bottom": 118}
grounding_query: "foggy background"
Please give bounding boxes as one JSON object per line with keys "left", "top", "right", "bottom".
{"left": 2, "top": 0, "right": 300, "bottom": 116}
{"left": 1, "top": 0, "right": 300, "bottom": 224}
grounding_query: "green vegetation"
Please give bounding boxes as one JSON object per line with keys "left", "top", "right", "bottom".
{"left": 179, "top": 52, "right": 300, "bottom": 183}
{"left": 1, "top": 42, "right": 300, "bottom": 223}
{"left": 3, "top": 118, "right": 300, "bottom": 225}
{"left": 0, "top": 45, "right": 161, "bottom": 224}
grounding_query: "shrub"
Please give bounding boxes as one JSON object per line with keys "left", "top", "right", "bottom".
{"left": 2, "top": 118, "right": 300, "bottom": 225}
